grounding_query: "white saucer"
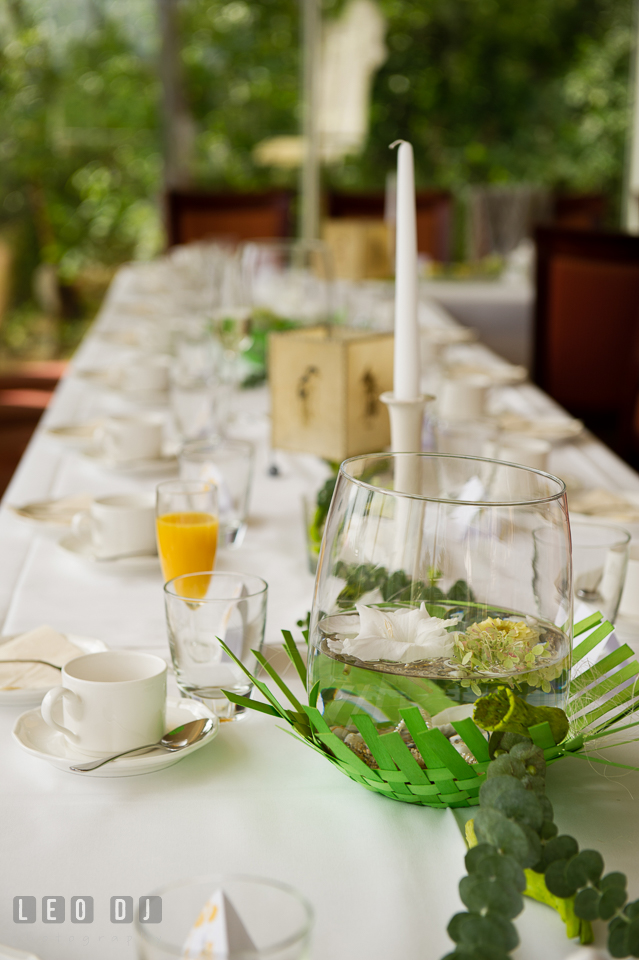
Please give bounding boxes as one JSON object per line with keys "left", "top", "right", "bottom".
{"left": 497, "top": 414, "right": 584, "bottom": 442}
{"left": 13, "top": 698, "right": 219, "bottom": 777}
{"left": 81, "top": 447, "right": 177, "bottom": 474}
{"left": 58, "top": 532, "right": 160, "bottom": 569}
{"left": 448, "top": 363, "right": 527, "bottom": 387}
{"left": 96, "top": 329, "right": 141, "bottom": 347}
{"left": 75, "top": 368, "right": 169, "bottom": 406}
{"left": 0, "top": 634, "right": 108, "bottom": 707}
{"left": 46, "top": 421, "right": 103, "bottom": 447}
{"left": 0, "top": 945, "right": 40, "bottom": 960}
{"left": 9, "top": 494, "right": 93, "bottom": 528}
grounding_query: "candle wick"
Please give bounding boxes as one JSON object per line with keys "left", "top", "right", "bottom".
{"left": 389, "top": 139, "right": 407, "bottom": 150}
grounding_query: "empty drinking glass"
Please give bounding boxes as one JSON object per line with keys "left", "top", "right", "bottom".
{"left": 171, "top": 371, "right": 217, "bottom": 441}
{"left": 164, "top": 571, "right": 268, "bottom": 720}
{"left": 179, "top": 437, "right": 254, "bottom": 548}
{"left": 134, "top": 874, "right": 312, "bottom": 960}
{"left": 570, "top": 520, "right": 630, "bottom": 623}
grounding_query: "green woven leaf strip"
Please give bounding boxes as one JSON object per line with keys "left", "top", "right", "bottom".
{"left": 571, "top": 621, "right": 615, "bottom": 667}
{"left": 569, "top": 645, "right": 636, "bottom": 700}
{"left": 570, "top": 680, "right": 639, "bottom": 734}
{"left": 458, "top": 777, "right": 482, "bottom": 794}
{"left": 280, "top": 727, "right": 334, "bottom": 758}
{"left": 528, "top": 721, "right": 558, "bottom": 750}
{"left": 222, "top": 691, "right": 281, "bottom": 718}
{"left": 565, "top": 752, "right": 639, "bottom": 773}
{"left": 573, "top": 611, "right": 604, "bottom": 638}
{"left": 252, "top": 649, "right": 305, "bottom": 713}
{"left": 382, "top": 732, "right": 431, "bottom": 783}
{"left": 399, "top": 705, "right": 431, "bottom": 738}
{"left": 281, "top": 629, "right": 307, "bottom": 686}
{"left": 353, "top": 714, "right": 397, "bottom": 770}
{"left": 308, "top": 679, "right": 320, "bottom": 708}
{"left": 302, "top": 704, "right": 333, "bottom": 734}
{"left": 569, "top": 661, "right": 639, "bottom": 717}
{"left": 417, "top": 727, "right": 478, "bottom": 780}
{"left": 315, "top": 732, "right": 376, "bottom": 776}
{"left": 428, "top": 767, "right": 459, "bottom": 783}
{"left": 441, "top": 791, "right": 469, "bottom": 805}
{"left": 407, "top": 782, "right": 442, "bottom": 797}
{"left": 218, "top": 639, "right": 290, "bottom": 719}
{"left": 452, "top": 718, "right": 491, "bottom": 763}
{"left": 583, "top": 719, "right": 639, "bottom": 743}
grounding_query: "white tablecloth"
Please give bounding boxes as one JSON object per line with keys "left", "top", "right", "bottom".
{"left": 1, "top": 265, "right": 639, "bottom": 960}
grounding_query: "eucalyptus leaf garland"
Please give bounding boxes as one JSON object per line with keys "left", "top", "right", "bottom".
{"left": 444, "top": 732, "right": 639, "bottom": 959}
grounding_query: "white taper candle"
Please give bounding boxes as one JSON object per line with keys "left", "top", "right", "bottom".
{"left": 392, "top": 139, "right": 420, "bottom": 401}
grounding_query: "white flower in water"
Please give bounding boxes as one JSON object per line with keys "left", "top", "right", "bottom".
{"left": 327, "top": 603, "right": 458, "bottom": 663}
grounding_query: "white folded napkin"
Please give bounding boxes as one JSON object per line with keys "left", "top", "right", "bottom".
{"left": 0, "top": 625, "right": 85, "bottom": 690}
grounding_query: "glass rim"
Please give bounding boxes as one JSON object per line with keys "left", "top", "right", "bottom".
{"left": 340, "top": 451, "right": 567, "bottom": 506}
{"left": 569, "top": 517, "right": 632, "bottom": 546}
{"left": 156, "top": 478, "right": 216, "bottom": 495}
{"left": 180, "top": 437, "right": 254, "bottom": 458}
{"left": 133, "top": 872, "right": 313, "bottom": 957}
{"left": 240, "top": 237, "right": 329, "bottom": 252}
{"left": 164, "top": 571, "right": 268, "bottom": 601}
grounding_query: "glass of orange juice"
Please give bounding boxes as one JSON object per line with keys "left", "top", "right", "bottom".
{"left": 156, "top": 480, "right": 219, "bottom": 587}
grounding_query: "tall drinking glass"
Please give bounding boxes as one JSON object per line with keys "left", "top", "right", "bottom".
{"left": 309, "top": 452, "right": 572, "bottom": 733}
{"left": 164, "top": 572, "right": 267, "bottom": 719}
{"left": 241, "top": 239, "right": 333, "bottom": 323}
{"left": 156, "top": 480, "right": 219, "bottom": 587}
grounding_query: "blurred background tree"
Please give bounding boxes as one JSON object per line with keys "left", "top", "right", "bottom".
{"left": 0, "top": 0, "right": 634, "bottom": 355}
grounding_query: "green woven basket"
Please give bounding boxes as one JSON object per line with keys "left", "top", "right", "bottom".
{"left": 222, "top": 612, "right": 639, "bottom": 809}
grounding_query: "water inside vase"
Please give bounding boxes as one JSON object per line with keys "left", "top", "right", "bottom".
{"left": 310, "top": 602, "right": 570, "bottom": 733}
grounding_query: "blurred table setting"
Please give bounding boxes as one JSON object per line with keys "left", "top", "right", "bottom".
{"left": 2, "top": 235, "right": 639, "bottom": 960}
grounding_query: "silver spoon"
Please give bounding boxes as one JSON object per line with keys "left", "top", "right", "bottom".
{"left": 0, "top": 659, "right": 62, "bottom": 670}
{"left": 69, "top": 718, "right": 216, "bottom": 772}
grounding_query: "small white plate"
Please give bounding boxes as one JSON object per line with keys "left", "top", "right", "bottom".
{"left": 46, "top": 421, "right": 103, "bottom": 447}
{"left": 498, "top": 414, "right": 584, "bottom": 442}
{"left": 96, "top": 329, "right": 141, "bottom": 347}
{"left": 58, "top": 532, "right": 160, "bottom": 569}
{"left": 448, "top": 363, "right": 528, "bottom": 387}
{"left": 81, "top": 447, "right": 177, "bottom": 474}
{"left": 75, "top": 367, "right": 117, "bottom": 387}
{"left": 0, "top": 634, "right": 108, "bottom": 707}
{"left": 9, "top": 495, "right": 93, "bottom": 528}
{"left": 75, "top": 368, "right": 169, "bottom": 405}
{"left": 13, "top": 697, "right": 219, "bottom": 777}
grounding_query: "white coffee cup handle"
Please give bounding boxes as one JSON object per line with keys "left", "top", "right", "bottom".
{"left": 41, "top": 686, "right": 81, "bottom": 744}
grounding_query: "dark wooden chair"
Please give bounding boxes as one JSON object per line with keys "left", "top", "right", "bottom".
{"left": 165, "top": 190, "right": 294, "bottom": 248}
{"left": 0, "top": 360, "right": 66, "bottom": 497}
{"left": 326, "top": 190, "right": 453, "bottom": 262}
{"left": 553, "top": 194, "right": 607, "bottom": 231}
{"left": 534, "top": 227, "right": 639, "bottom": 460}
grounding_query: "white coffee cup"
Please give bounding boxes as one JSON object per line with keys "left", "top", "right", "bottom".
{"left": 437, "top": 376, "right": 490, "bottom": 421}
{"left": 120, "top": 356, "right": 170, "bottom": 393}
{"left": 97, "top": 415, "right": 163, "bottom": 462}
{"left": 41, "top": 651, "right": 167, "bottom": 756}
{"left": 498, "top": 435, "right": 551, "bottom": 472}
{"left": 72, "top": 493, "right": 156, "bottom": 559}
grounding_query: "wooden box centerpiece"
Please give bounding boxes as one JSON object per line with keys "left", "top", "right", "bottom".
{"left": 269, "top": 325, "right": 394, "bottom": 461}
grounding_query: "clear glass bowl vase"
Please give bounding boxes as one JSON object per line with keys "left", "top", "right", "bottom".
{"left": 308, "top": 453, "right": 572, "bottom": 737}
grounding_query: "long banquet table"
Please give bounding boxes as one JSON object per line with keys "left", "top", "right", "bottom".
{"left": 2, "top": 265, "right": 639, "bottom": 960}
